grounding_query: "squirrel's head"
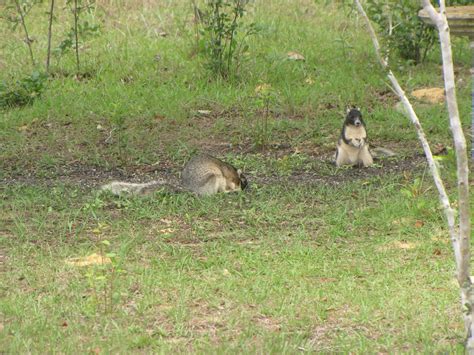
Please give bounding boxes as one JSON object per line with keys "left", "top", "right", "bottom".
{"left": 344, "top": 108, "right": 364, "bottom": 127}
{"left": 237, "top": 169, "right": 249, "bottom": 191}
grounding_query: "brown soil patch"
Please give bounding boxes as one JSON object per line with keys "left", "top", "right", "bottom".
{"left": 306, "top": 304, "right": 378, "bottom": 351}
{"left": 253, "top": 314, "right": 282, "bottom": 332}
{"left": 1, "top": 149, "right": 426, "bottom": 190}
{"left": 1, "top": 160, "right": 178, "bottom": 189}
{"left": 411, "top": 87, "right": 445, "bottom": 104}
{"left": 0, "top": 247, "right": 6, "bottom": 273}
{"left": 252, "top": 153, "right": 425, "bottom": 187}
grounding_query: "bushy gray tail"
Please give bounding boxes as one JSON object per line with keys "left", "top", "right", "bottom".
{"left": 371, "top": 147, "right": 397, "bottom": 158}
{"left": 100, "top": 179, "right": 182, "bottom": 196}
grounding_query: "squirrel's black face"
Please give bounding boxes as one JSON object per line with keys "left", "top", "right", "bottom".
{"left": 239, "top": 173, "right": 249, "bottom": 191}
{"left": 345, "top": 109, "right": 364, "bottom": 127}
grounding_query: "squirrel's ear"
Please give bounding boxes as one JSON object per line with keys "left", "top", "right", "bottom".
{"left": 346, "top": 107, "right": 351, "bottom": 114}
{"left": 356, "top": 106, "right": 360, "bottom": 111}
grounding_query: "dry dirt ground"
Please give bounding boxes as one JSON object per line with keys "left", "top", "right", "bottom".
{"left": 1, "top": 144, "right": 426, "bottom": 191}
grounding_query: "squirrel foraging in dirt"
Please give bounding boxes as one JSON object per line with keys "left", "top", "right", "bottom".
{"left": 101, "top": 154, "right": 248, "bottom": 196}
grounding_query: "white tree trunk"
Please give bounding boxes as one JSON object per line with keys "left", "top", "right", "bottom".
{"left": 354, "top": 0, "right": 473, "bottom": 350}
{"left": 421, "top": 1, "right": 473, "bottom": 350}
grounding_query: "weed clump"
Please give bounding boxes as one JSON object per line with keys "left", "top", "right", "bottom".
{"left": 194, "top": 0, "right": 259, "bottom": 79}
{"left": 0, "top": 71, "right": 48, "bottom": 109}
{"left": 366, "top": 0, "right": 471, "bottom": 64}
{"left": 366, "top": 0, "right": 436, "bottom": 64}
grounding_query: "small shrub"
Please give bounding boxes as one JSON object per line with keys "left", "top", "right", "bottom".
{"left": 196, "top": 0, "right": 258, "bottom": 79}
{"left": 1, "top": 0, "right": 42, "bottom": 67}
{"left": 54, "top": 20, "right": 99, "bottom": 62}
{"left": 366, "top": 0, "right": 436, "bottom": 64}
{"left": 366, "top": 0, "right": 471, "bottom": 64}
{"left": 0, "top": 71, "right": 48, "bottom": 108}
{"left": 253, "top": 83, "right": 279, "bottom": 149}
{"left": 52, "top": 0, "right": 99, "bottom": 71}
{"left": 446, "top": 0, "right": 473, "bottom": 5}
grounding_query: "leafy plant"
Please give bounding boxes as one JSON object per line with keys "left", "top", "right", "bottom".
{"left": 446, "top": 0, "right": 473, "bottom": 4}
{"left": 46, "top": 0, "right": 55, "bottom": 73}
{"left": 0, "top": 71, "right": 48, "bottom": 108}
{"left": 401, "top": 177, "right": 430, "bottom": 199}
{"left": 366, "top": 0, "right": 437, "bottom": 64}
{"left": 106, "top": 100, "right": 131, "bottom": 165}
{"left": 2, "top": 0, "right": 42, "bottom": 67}
{"left": 196, "top": 0, "right": 258, "bottom": 79}
{"left": 366, "top": 0, "right": 471, "bottom": 64}
{"left": 54, "top": 21, "right": 99, "bottom": 60}
{"left": 434, "top": 145, "right": 458, "bottom": 180}
{"left": 112, "top": 114, "right": 128, "bottom": 163}
{"left": 84, "top": 223, "right": 125, "bottom": 314}
{"left": 54, "top": 0, "right": 98, "bottom": 71}
{"left": 253, "top": 83, "right": 279, "bottom": 149}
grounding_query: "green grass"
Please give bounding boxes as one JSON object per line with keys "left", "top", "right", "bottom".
{"left": 1, "top": 180, "right": 465, "bottom": 352}
{"left": 0, "top": 0, "right": 472, "bottom": 352}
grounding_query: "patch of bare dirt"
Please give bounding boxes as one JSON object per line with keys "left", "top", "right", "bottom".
{"left": 252, "top": 153, "right": 426, "bottom": 187}
{"left": 186, "top": 301, "right": 232, "bottom": 345}
{"left": 253, "top": 314, "right": 282, "bottom": 332}
{"left": 0, "top": 247, "right": 6, "bottom": 273}
{"left": 412, "top": 87, "right": 445, "bottom": 104}
{"left": 1, "top": 149, "right": 426, "bottom": 190}
{"left": 373, "top": 88, "right": 398, "bottom": 107}
{"left": 305, "top": 304, "right": 379, "bottom": 351}
{"left": 1, "top": 160, "right": 180, "bottom": 189}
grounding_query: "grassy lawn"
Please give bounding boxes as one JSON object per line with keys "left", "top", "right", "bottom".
{"left": 1, "top": 0, "right": 472, "bottom": 352}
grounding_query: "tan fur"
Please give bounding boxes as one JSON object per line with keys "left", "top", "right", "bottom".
{"left": 336, "top": 141, "right": 373, "bottom": 167}
{"left": 101, "top": 155, "right": 246, "bottom": 197}
{"left": 336, "top": 125, "right": 373, "bottom": 167}
{"left": 181, "top": 154, "right": 244, "bottom": 196}
{"left": 344, "top": 125, "right": 366, "bottom": 147}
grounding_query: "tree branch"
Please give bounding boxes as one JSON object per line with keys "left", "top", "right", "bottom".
{"left": 14, "top": 0, "right": 35, "bottom": 67}
{"left": 73, "top": 0, "right": 80, "bottom": 73}
{"left": 46, "top": 0, "right": 55, "bottom": 73}
{"left": 354, "top": 0, "right": 473, "bottom": 349}
{"left": 353, "top": 0, "right": 387, "bottom": 68}
{"left": 421, "top": 0, "right": 441, "bottom": 25}
{"left": 353, "top": 0, "right": 457, "bottom": 242}
{"left": 420, "top": 0, "right": 473, "bottom": 349}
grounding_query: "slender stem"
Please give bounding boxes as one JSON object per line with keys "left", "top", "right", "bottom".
{"left": 358, "top": 0, "right": 472, "bottom": 348}
{"left": 191, "top": 0, "right": 199, "bottom": 52}
{"left": 73, "top": 0, "right": 80, "bottom": 73}
{"left": 424, "top": 6, "right": 473, "bottom": 348}
{"left": 46, "top": 0, "right": 55, "bottom": 73}
{"left": 423, "top": 0, "right": 471, "bottom": 283}
{"left": 215, "top": 2, "right": 223, "bottom": 75}
{"left": 227, "top": 1, "right": 241, "bottom": 76}
{"left": 14, "top": 0, "right": 35, "bottom": 67}
{"left": 471, "top": 41, "right": 474, "bottom": 160}
{"left": 355, "top": 0, "right": 457, "bottom": 244}
{"left": 264, "top": 98, "right": 269, "bottom": 149}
